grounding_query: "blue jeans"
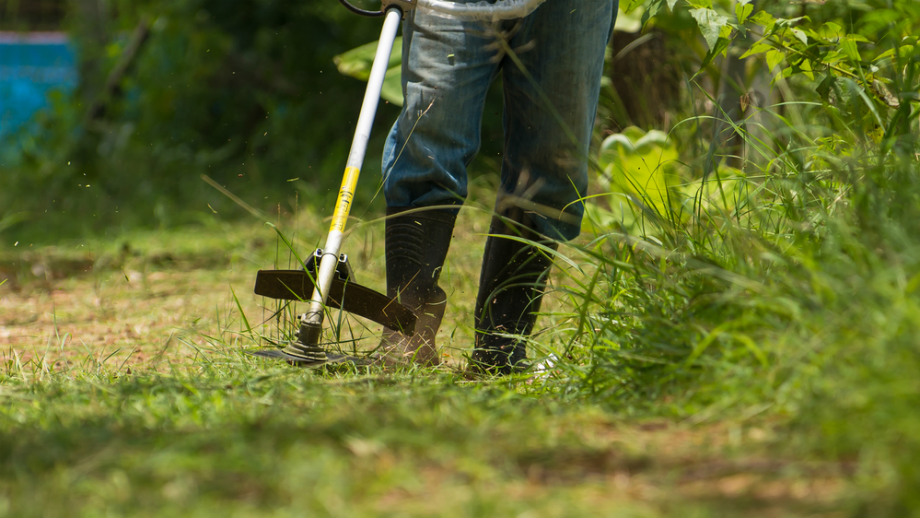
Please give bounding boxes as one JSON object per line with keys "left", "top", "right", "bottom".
{"left": 381, "top": 0, "right": 617, "bottom": 241}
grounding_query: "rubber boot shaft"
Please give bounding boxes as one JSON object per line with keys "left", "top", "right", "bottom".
{"left": 471, "top": 209, "right": 557, "bottom": 374}
{"left": 378, "top": 207, "right": 457, "bottom": 365}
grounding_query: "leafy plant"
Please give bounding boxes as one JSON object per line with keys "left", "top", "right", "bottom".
{"left": 554, "top": 0, "right": 920, "bottom": 513}
{"left": 334, "top": 37, "right": 404, "bottom": 106}
{"left": 0, "top": 0, "right": 399, "bottom": 242}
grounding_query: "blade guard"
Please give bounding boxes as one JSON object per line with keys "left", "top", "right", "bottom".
{"left": 254, "top": 253, "right": 416, "bottom": 335}
{"left": 250, "top": 347, "right": 372, "bottom": 367}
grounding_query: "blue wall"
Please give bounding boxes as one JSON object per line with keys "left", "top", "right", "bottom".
{"left": 0, "top": 33, "right": 77, "bottom": 139}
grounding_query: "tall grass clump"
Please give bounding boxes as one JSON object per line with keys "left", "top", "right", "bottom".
{"left": 556, "top": 0, "right": 920, "bottom": 513}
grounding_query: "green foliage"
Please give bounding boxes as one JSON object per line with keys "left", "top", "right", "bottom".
{"left": 587, "top": 125, "right": 749, "bottom": 238}
{"left": 1, "top": 0, "right": 398, "bottom": 242}
{"left": 566, "top": 0, "right": 920, "bottom": 514}
{"left": 588, "top": 127, "right": 682, "bottom": 231}
{"left": 649, "top": 0, "right": 918, "bottom": 138}
{"left": 334, "top": 37, "right": 404, "bottom": 105}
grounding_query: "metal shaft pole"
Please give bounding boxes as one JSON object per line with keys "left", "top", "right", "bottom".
{"left": 297, "top": 7, "right": 403, "bottom": 347}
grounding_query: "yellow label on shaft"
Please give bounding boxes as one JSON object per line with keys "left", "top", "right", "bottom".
{"left": 330, "top": 166, "right": 360, "bottom": 232}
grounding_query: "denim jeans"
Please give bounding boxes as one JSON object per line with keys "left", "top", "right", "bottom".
{"left": 381, "top": 0, "right": 617, "bottom": 241}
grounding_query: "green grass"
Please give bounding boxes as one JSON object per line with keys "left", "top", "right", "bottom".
{"left": 3, "top": 5, "right": 919, "bottom": 513}
{"left": 3, "top": 136, "right": 917, "bottom": 517}
{"left": 1, "top": 196, "right": 853, "bottom": 517}
{"left": 556, "top": 95, "right": 920, "bottom": 516}
{"left": 2, "top": 127, "right": 916, "bottom": 518}
{"left": 0, "top": 351, "right": 847, "bottom": 518}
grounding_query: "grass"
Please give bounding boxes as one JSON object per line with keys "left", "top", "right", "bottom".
{"left": 0, "top": 349, "right": 846, "bottom": 518}
{"left": 1, "top": 182, "right": 855, "bottom": 517}
{"left": 560, "top": 104, "right": 920, "bottom": 516}
{"left": 2, "top": 130, "right": 916, "bottom": 518}
{"left": 2, "top": 133, "right": 916, "bottom": 517}
{"left": 2, "top": 8, "right": 918, "bottom": 513}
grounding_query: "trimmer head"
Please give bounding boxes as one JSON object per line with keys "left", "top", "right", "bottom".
{"left": 251, "top": 345, "right": 372, "bottom": 367}
{"left": 250, "top": 346, "right": 328, "bottom": 366}
{"left": 250, "top": 251, "right": 416, "bottom": 366}
{"left": 253, "top": 268, "right": 416, "bottom": 335}
{"left": 254, "top": 250, "right": 416, "bottom": 333}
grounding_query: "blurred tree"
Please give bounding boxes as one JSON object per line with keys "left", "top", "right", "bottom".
{"left": 0, "top": 0, "right": 67, "bottom": 30}
{"left": 3, "top": 0, "right": 399, "bottom": 237}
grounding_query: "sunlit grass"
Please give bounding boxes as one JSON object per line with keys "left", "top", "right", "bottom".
{"left": 0, "top": 171, "right": 857, "bottom": 516}
{"left": 549, "top": 87, "right": 920, "bottom": 514}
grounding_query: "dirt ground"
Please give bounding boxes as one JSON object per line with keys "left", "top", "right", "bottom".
{"left": 0, "top": 217, "right": 482, "bottom": 370}
{"left": 0, "top": 250, "right": 259, "bottom": 368}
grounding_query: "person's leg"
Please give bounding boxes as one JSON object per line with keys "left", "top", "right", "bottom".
{"left": 379, "top": 8, "right": 502, "bottom": 364}
{"left": 499, "top": 0, "right": 616, "bottom": 240}
{"left": 472, "top": 206, "right": 557, "bottom": 373}
{"left": 382, "top": 8, "right": 504, "bottom": 210}
{"left": 473, "top": 0, "right": 616, "bottom": 372}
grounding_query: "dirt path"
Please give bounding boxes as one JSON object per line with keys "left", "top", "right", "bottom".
{"left": 0, "top": 251, "right": 257, "bottom": 368}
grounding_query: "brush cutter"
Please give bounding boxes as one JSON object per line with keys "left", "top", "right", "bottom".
{"left": 251, "top": 0, "right": 547, "bottom": 366}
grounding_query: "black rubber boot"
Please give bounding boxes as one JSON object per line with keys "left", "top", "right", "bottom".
{"left": 470, "top": 209, "right": 557, "bottom": 374}
{"left": 377, "top": 207, "right": 457, "bottom": 366}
